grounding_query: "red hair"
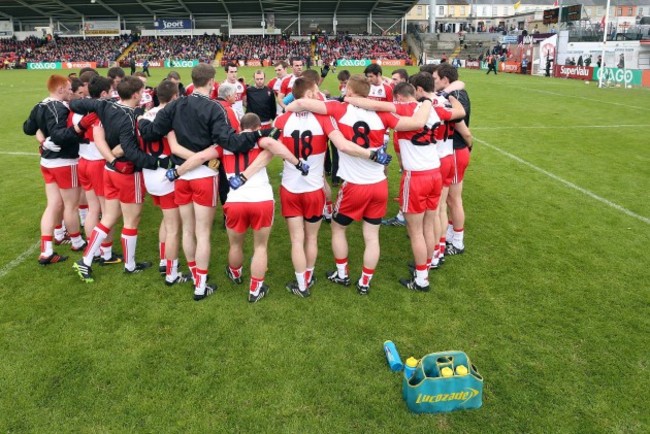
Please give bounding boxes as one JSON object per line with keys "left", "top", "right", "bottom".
{"left": 47, "top": 75, "right": 69, "bottom": 93}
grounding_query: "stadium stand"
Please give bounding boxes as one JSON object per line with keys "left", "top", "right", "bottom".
{"left": 127, "top": 35, "right": 221, "bottom": 64}
{"left": 220, "top": 35, "right": 312, "bottom": 66}
{"left": 1, "top": 35, "right": 128, "bottom": 68}
{"left": 315, "top": 35, "right": 412, "bottom": 65}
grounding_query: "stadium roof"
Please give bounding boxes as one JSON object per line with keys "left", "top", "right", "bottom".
{"left": 0, "top": 0, "right": 420, "bottom": 21}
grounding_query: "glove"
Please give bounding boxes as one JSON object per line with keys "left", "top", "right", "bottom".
{"left": 295, "top": 160, "right": 310, "bottom": 176}
{"left": 41, "top": 137, "right": 61, "bottom": 152}
{"left": 157, "top": 157, "right": 173, "bottom": 170}
{"left": 108, "top": 159, "right": 135, "bottom": 174}
{"left": 77, "top": 113, "right": 98, "bottom": 132}
{"left": 257, "top": 127, "right": 281, "bottom": 140}
{"left": 165, "top": 168, "right": 179, "bottom": 182}
{"left": 369, "top": 148, "right": 392, "bottom": 166}
{"left": 228, "top": 173, "right": 247, "bottom": 190}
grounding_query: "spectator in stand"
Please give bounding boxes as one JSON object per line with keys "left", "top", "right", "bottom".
{"left": 315, "top": 36, "right": 411, "bottom": 66}
{"left": 221, "top": 35, "right": 311, "bottom": 66}
{"left": 128, "top": 35, "right": 220, "bottom": 65}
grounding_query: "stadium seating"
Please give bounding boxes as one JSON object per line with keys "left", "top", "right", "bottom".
{"left": 220, "top": 35, "right": 311, "bottom": 66}
{"left": 315, "top": 35, "right": 412, "bottom": 65}
{"left": 127, "top": 35, "right": 221, "bottom": 64}
{"left": 0, "top": 36, "right": 129, "bottom": 68}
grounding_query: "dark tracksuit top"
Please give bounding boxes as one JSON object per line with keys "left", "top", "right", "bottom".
{"left": 137, "top": 93, "right": 259, "bottom": 166}
{"left": 23, "top": 98, "right": 81, "bottom": 160}
{"left": 70, "top": 98, "right": 159, "bottom": 171}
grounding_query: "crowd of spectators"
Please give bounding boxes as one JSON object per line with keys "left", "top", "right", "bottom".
{"left": 127, "top": 35, "right": 221, "bottom": 64}
{"left": 1, "top": 35, "right": 129, "bottom": 68}
{"left": 315, "top": 35, "right": 411, "bottom": 65}
{"left": 220, "top": 35, "right": 311, "bottom": 66}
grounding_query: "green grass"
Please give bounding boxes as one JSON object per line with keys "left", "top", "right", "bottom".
{"left": 0, "top": 66, "right": 649, "bottom": 433}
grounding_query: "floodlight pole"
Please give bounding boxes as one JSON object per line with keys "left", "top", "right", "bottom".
{"left": 598, "top": 0, "right": 612, "bottom": 88}
{"left": 429, "top": 0, "right": 436, "bottom": 34}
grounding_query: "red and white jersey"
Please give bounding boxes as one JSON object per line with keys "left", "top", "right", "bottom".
{"left": 274, "top": 111, "right": 335, "bottom": 193}
{"left": 268, "top": 75, "right": 286, "bottom": 114}
{"left": 324, "top": 100, "right": 399, "bottom": 184}
{"left": 393, "top": 101, "right": 452, "bottom": 172}
{"left": 71, "top": 111, "right": 103, "bottom": 161}
{"left": 280, "top": 74, "right": 300, "bottom": 97}
{"left": 218, "top": 144, "right": 273, "bottom": 203}
{"left": 223, "top": 80, "right": 246, "bottom": 119}
{"left": 185, "top": 82, "right": 219, "bottom": 100}
{"left": 368, "top": 83, "right": 393, "bottom": 102}
{"left": 432, "top": 96, "right": 455, "bottom": 159}
{"left": 139, "top": 88, "right": 154, "bottom": 110}
{"left": 140, "top": 106, "right": 174, "bottom": 196}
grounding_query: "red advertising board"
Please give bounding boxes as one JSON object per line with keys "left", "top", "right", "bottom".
{"left": 62, "top": 61, "right": 97, "bottom": 69}
{"left": 554, "top": 64, "right": 593, "bottom": 80}
{"left": 643, "top": 70, "right": 650, "bottom": 88}
{"left": 373, "top": 59, "right": 406, "bottom": 66}
{"left": 246, "top": 60, "right": 262, "bottom": 67}
{"left": 499, "top": 61, "right": 521, "bottom": 73}
{"left": 465, "top": 60, "right": 480, "bottom": 69}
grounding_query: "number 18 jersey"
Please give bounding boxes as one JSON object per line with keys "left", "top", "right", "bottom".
{"left": 274, "top": 110, "right": 334, "bottom": 193}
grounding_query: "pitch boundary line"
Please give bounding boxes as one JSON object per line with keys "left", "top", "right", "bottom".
{"left": 0, "top": 151, "right": 40, "bottom": 156}
{"left": 523, "top": 88, "right": 650, "bottom": 111}
{"left": 0, "top": 241, "right": 40, "bottom": 280}
{"left": 476, "top": 137, "right": 650, "bottom": 225}
{"left": 473, "top": 124, "right": 650, "bottom": 131}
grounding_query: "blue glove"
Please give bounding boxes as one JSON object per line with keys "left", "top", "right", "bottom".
{"left": 295, "top": 160, "right": 310, "bottom": 176}
{"left": 228, "top": 173, "right": 247, "bottom": 190}
{"left": 370, "top": 148, "right": 392, "bottom": 166}
{"left": 165, "top": 168, "right": 179, "bottom": 182}
{"left": 283, "top": 93, "right": 295, "bottom": 106}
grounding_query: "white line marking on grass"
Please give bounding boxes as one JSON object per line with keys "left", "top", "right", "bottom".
{"left": 476, "top": 137, "right": 650, "bottom": 225}
{"left": 523, "top": 88, "right": 650, "bottom": 111}
{"left": 473, "top": 124, "right": 650, "bottom": 131}
{"left": 0, "top": 242, "right": 39, "bottom": 280}
{"left": 0, "top": 151, "right": 39, "bottom": 156}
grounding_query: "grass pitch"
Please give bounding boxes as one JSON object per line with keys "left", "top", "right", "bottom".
{"left": 0, "top": 66, "right": 648, "bottom": 433}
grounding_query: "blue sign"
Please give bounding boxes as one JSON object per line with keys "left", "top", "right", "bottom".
{"left": 153, "top": 19, "right": 192, "bottom": 30}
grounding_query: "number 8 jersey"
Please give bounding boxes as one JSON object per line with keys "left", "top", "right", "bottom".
{"left": 324, "top": 101, "right": 400, "bottom": 185}
{"left": 274, "top": 110, "right": 334, "bottom": 193}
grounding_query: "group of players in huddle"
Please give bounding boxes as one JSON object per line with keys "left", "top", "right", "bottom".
{"left": 23, "top": 58, "right": 472, "bottom": 303}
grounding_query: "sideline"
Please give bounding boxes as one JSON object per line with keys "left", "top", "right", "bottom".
{"left": 0, "top": 242, "right": 40, "bottom": 280}
{"left": 475, "top": 137, "right": 650, "bottom": 225}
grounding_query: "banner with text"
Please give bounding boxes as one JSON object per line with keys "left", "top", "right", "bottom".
{"left": 336, "top": 59, "right": 371, "bottom": 67}
{"left": 373, "top": 59, "right": 406, "bottom": 66}
{"left": 164, "top": 59, "right": 199, "bottom": 68}
{"left": 592, "top": 67, "right": 642, "bottom": 86}
{"left": 499, "top": 61, "right": 521, "bottom": 73}
{"left": 153, "top": 19, "right": 192, "bottom": 33}
{"left": 554, "top": 65, "right": 593, "bottom": 80}
{"left": 27, "top": 62, "right": 62, "bottom": 70}
{"left": 84, "top": 20, "right": 120, "bottom": 35}
{"left": 465, "top": 60, "right": 480, "bottom": 69}
{"left": 62, "top": 61, "right": 97, "bottom": 70}
{"left": 136, "top": 60, "right": 163, "bottom": 68}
